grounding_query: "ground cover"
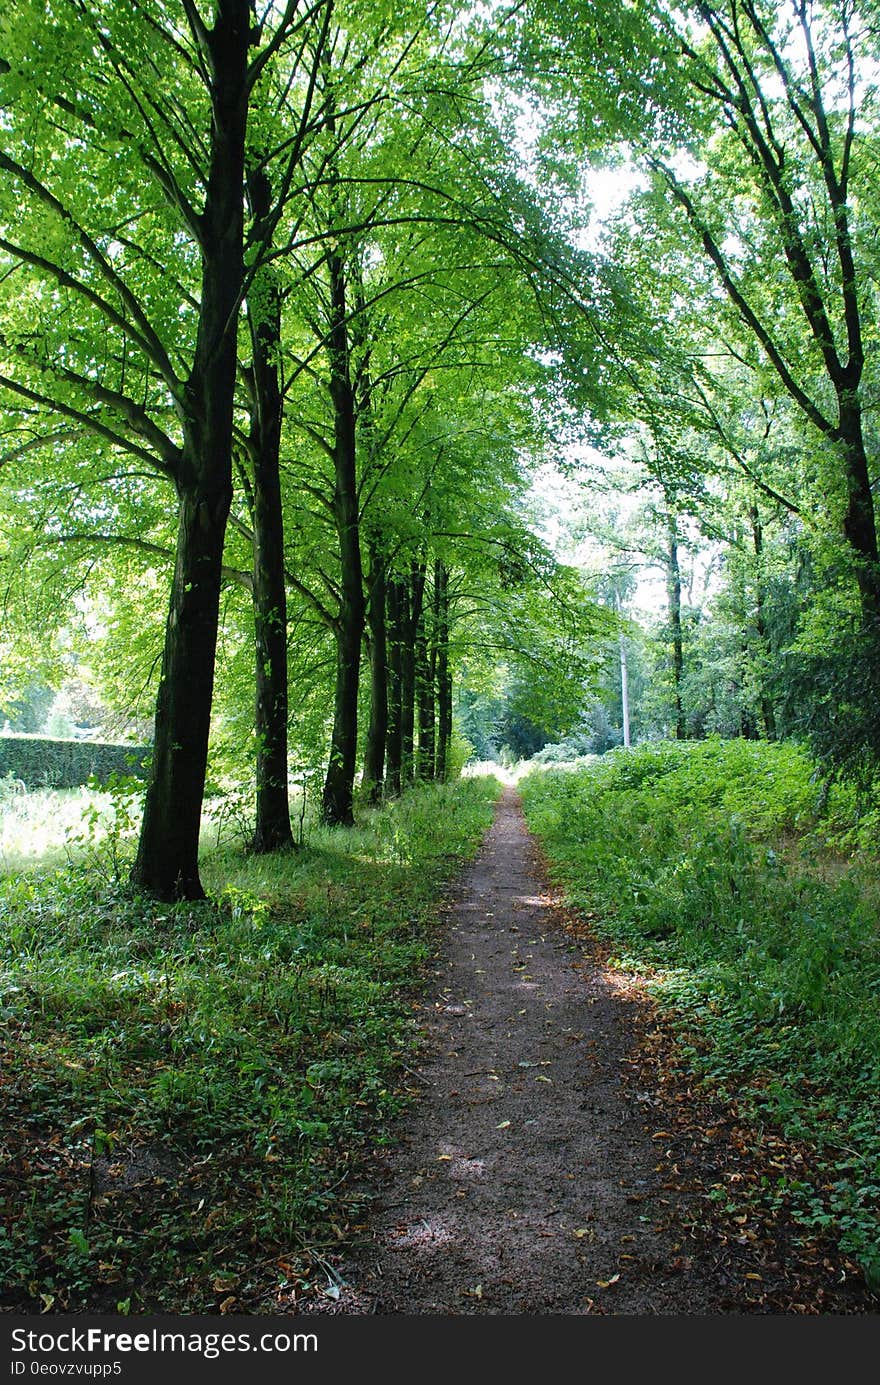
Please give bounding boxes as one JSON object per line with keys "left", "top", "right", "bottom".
{"left": 0, "top": 776, "right": 499, "bottom": 1312}
{"left": 520, "top": 739, "right": 880, "bottom": 1292}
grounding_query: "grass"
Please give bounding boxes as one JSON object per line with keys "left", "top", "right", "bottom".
{"left": 0, "top": 773, "right": 500, "bottom": 1313}
{"left": 520, "top": 738, "right": 880, "bottom": 1289}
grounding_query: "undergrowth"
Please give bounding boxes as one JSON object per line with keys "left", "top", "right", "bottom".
{"left": 0, "top": 775, "right": 500, "bottom": 1313}
{"left": 520, "top": 738, "right": 880, "bottom": 1288}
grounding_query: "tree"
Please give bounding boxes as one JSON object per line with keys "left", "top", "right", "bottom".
{"left": 0, "top": 0, "right": 326, "bottom": 897}
{"left": 640, "top": 0, "right": 879, "bottom": 623}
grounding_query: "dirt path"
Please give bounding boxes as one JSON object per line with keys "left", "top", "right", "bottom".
{"left": 316, "top": 786, "right": 723, "bottom": 1315}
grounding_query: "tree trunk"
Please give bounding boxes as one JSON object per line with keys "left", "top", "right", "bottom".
{"left": 666, "top": 523, "right": 685, "bottom": 740}
{"left": 246, "top": 170, "right": 293, "bottom": 853}
{"left": 133, "top": 482, "right": 233, "bottom": 899}
{"left": 131, "top": 1, "right": 248, "bottom": 900}
{"left": 323, "top": 593, "right": 362, "bottom": 826}
{"left": 416, "top": 575, "right": 435, "bottom": 781}
{"left": 614, "top": 587, "right": 631, "bottom": 748}
{"left": 363, "top": 545, "right": 387, "bottom": 802}
{"left": 750, "top": 504, "right": 777, "bottom": 742}
{"left": 619, "top": 632, "right": 631, "bottom": 748}
{"left": 399, "top": 580, "right": 415, "bottom": 786}
{"left": 386, "top": 577, "right": 404, "bottom": 796}
{"left": 435, "top": 561, "right": 452, "bottom": 780}
{"left": 839, "top": 401, "right": 880, "bottom": 626}
{"left": 400, "top": 562, "right": 426, "bottom": 786}
{"left": 321, "top": 245, "right": 364, "bottom": 827}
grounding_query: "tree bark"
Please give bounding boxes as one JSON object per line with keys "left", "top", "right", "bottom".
{"left": 416, "top": 573, "right": 436, "bottom": 781}
{"left": 399, "top": 580, "right": 415, "bottom": 786}
{"left": 614, "top": 586, "right": 631, "bottom": 748}
{"left": 750, "top": 503, "right": 777, "bottom": 742}
{"left": 386, "top": 577, "right": 404, "bottom": 796}
{"left": 619, "top": 632, "right": 631, "bottom": 748}
{"left": 435, "top": 561, "right": 452, "bottom": 780}
{"left": 400, "top": 562, "right": 425, "bottom": 786}
{"left": 839, "top": 401, "right": 880, "bottom": 625}
{"left": 131, "top": 1, "right": 248, "bottom": 900}
{"left": 321, "top": 245, "right": 364, "bottom": 827}
{"left": 666, "top": 522, "right": 685, "bottom": 740}
{"left": 363, "top": 544, "right": 388, "bottom": 802}
{"left": 246, "top": 170, "right": 293, "bottom": 853}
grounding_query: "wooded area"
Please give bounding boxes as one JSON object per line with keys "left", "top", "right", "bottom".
{"left": 3, "top": 0, "right": 879, "bottom": 892}
{"left": 1, "top": 0, "right": 879, "bottom": 1319}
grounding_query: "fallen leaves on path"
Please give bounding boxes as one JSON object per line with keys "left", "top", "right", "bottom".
{"left": 552, "top": 887, "right": 878, "bottom": 1315}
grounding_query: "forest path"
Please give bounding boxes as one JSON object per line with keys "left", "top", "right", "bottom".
{"left": 315, "top": 784, "right": 721, "bottom": 1315}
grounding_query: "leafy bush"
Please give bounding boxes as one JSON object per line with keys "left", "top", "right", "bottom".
{"left": 782, "top": 607, "right": 880, "bottom": 791}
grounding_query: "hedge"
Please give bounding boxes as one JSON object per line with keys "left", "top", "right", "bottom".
{"left": 0, "top": 736, "right": 150, "bottom": 789}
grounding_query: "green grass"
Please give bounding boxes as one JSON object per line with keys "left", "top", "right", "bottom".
{"left": 0, "top": 774, "right": 500, "bottom": 1313}
{"left": 520, "top": 739, "right": 880, "bottom": 1288}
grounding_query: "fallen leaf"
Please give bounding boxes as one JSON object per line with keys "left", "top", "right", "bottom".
{"left": 496, "top": 1120, "right": 511, "bottom": 1129}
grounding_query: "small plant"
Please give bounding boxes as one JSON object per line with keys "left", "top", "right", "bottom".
{"left": 291, "top": 765, "right": 323, "bottom": 847}
{"left": 0, "top": 771, "right": 26, "bottom": 803}
{"left": 64, "top": 774, "right": 143, "bottom": 882}
{"left": 204, "top": 784, "right": 255, "bottom": 848}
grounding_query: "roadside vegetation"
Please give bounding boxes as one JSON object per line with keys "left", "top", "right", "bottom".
{"left": 521, "top": 740, "right": 880, "bottom": 1288}
{"left": 0, "top": 775, "right": 499, "bottom": 1313}
{"left": 3, "top": 0, "right": 880, "bottom": 1321}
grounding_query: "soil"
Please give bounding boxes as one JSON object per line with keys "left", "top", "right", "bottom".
{"left": 299, "top": 786, "right": 877, "bottom": 1316}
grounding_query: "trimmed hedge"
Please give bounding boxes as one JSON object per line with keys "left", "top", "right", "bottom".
{"left": 0, "top": 736, "right": 150, "bottom": 789}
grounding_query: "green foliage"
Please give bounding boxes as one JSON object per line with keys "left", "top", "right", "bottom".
{"left": 521, "top": 741, "right": 880, "bottom": 1278}
{"left": 0, "top": 774, "right": 499, "bottom": 1312}
{"left": 0, "top": 735, "right": 149, "bottom": 789}
{"left": 783, "top": 619, "right": 880, "bottom": 793}
{"left": 64, "top": 774, "right": 144, "bottom": 884}
{"left": 1, "top": 684, "right": 54, "bottom": 734}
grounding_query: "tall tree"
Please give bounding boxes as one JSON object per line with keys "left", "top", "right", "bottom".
{"left": 0, "top": 0, "right": 319, "bottom": 897}
{"left": 643, "top": 0, "right": 879, "bottom": 621}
